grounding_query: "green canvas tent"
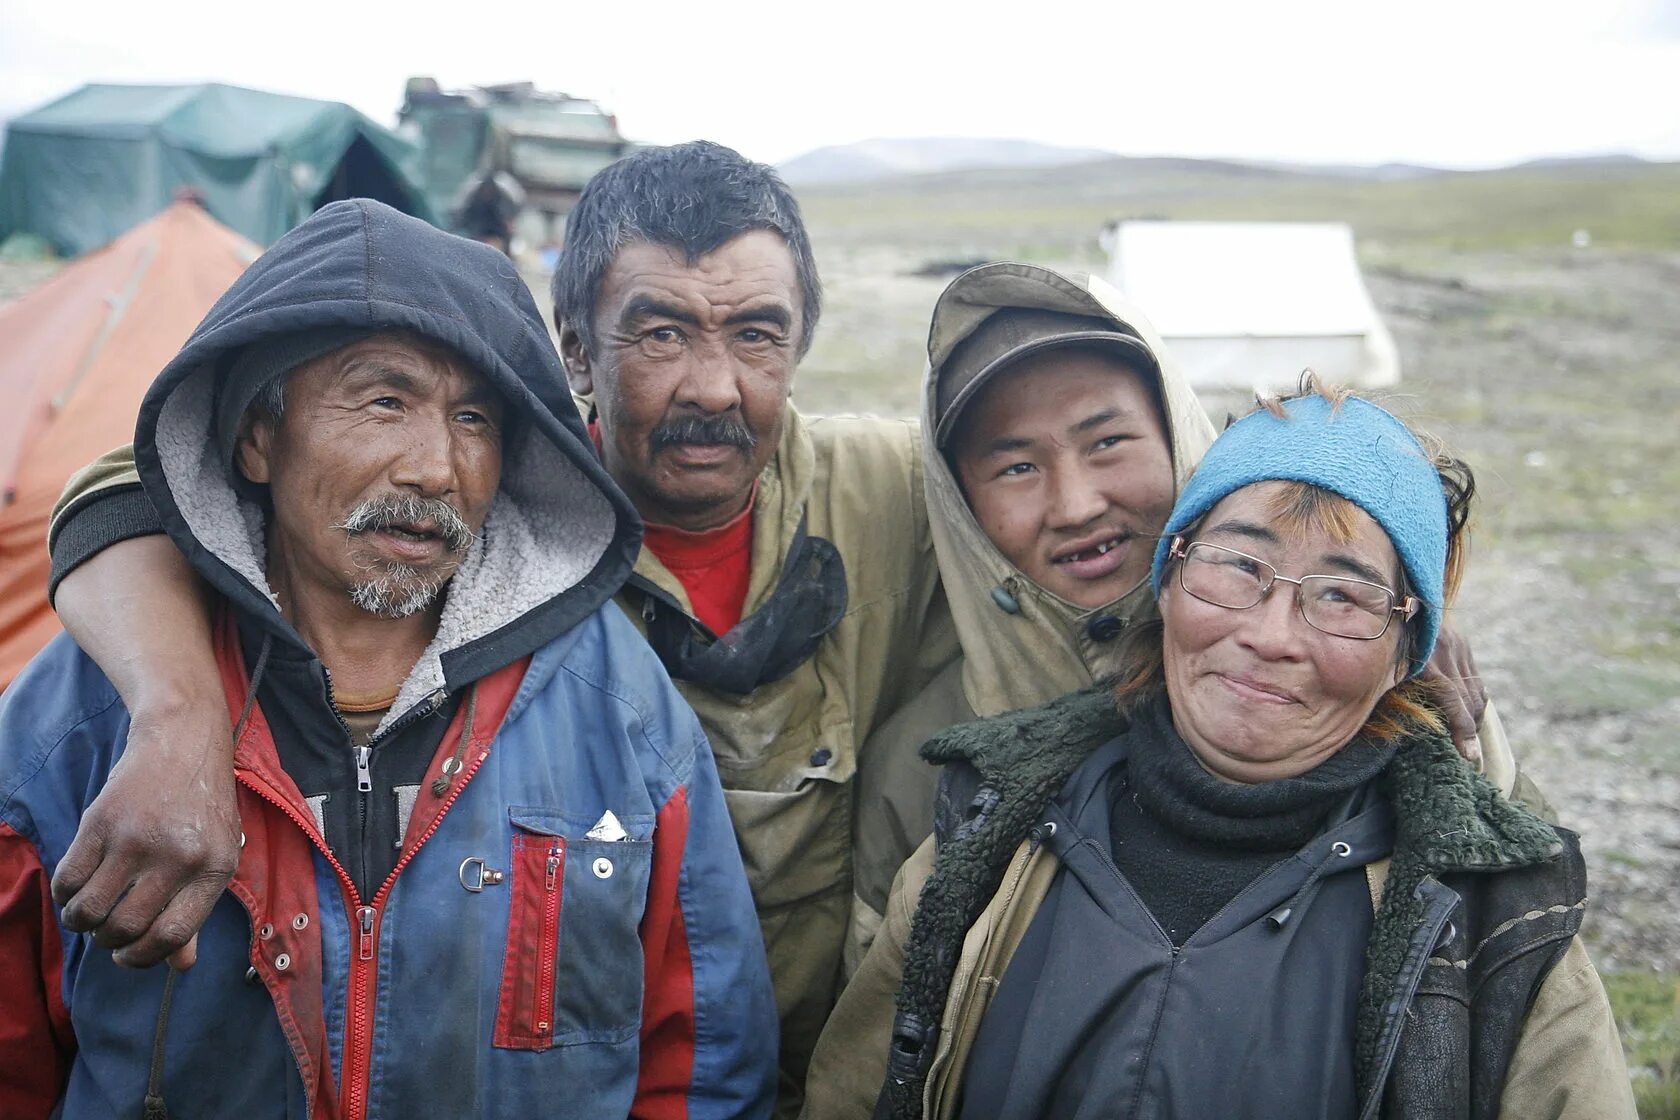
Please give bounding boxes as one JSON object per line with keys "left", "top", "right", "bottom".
{"left": 0, "top": 83, "right": 436, "bottom": 255}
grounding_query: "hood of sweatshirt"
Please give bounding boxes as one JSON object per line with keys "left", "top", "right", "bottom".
{"left": 133, "top": 199, "right": 641, "bottom": 727}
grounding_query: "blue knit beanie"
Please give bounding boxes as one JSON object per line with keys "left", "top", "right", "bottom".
{"left": 1150, "top": 394, "right": 1449, "bottom": 675}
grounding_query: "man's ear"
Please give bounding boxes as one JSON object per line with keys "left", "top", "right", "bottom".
{"left": 559, "top": 324, "right": 594, "bottom": 398}
{"left": 235, "top": 416, "right": 276, "bottom": 486}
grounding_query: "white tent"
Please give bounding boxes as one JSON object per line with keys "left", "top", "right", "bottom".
{"left": 1102, "top": 220, "right": 1400, "bottom": 392}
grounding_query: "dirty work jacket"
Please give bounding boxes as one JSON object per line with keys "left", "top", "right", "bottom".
{"left": 804, "top": 689, "right": 1634, "bottom": 1120}
{"left": 617, "top": 407, "right": 955, "bottom": 1112}
{"left": 46, "top": 404, "right": 956, "bottom": 1115}
{"left": 7, "top": 199, "right": 775, "bottom": 1119}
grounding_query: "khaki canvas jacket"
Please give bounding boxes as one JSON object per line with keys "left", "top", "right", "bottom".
{"left": 49, "top": 404, "right": 959, "bottom": 1117}
{"left": 846, "top": 265, "right": 1217, "bottom": 973}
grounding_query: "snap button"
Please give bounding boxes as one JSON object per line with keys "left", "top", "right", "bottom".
{"left": 809, "top": 748, "right": 832, "bottom": 767}
{"left": 1085, "top": 615, "right": 1125, "bottom": 642}
{"left": 592, "top": 857, "right": 614, "bottom": 879}
{"left": 291, "top": 914, "right": 309, "bottom": 931}
{"left": 258, "top": 923, "right": 274, "bottom": 940}
{"left": 274, "top": 953, "right": 291, "bottom": 971}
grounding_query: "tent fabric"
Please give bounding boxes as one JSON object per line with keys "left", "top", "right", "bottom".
{"left": 0, "top": 83, "right": 436, "bottom": 255}
{"left": 0, "top": 201, "right": 256, "bottom": 690}
{"left": 1105, "top": 220, "right": 1400, "bottom": 391}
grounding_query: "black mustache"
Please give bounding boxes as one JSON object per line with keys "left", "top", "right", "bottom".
{"left": 334, "top": 493, "right": 477, "bottom": 556}
{"left": 649, "top": 413, "right": 758, "bottom": 454}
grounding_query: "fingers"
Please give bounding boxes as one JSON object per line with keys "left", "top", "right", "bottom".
{"left": 116, "top": 882, "right": 221, "bottom": 969}
{"left": 54, "top": 834, "right": 131, "bottom": 933}
{"left": 165, "top": 934, "right": 200, "bottom": 972}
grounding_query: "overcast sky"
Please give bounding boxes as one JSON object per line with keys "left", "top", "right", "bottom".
{"left": 4, "top": 0, "right": 1678, "bottom": 168}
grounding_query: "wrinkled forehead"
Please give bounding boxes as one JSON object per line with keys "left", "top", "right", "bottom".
{"left": 598, "top": 233, "right": 801, "bottom": 318}
{"left": 310, "top": 332, "right": 500, "bottom": 403}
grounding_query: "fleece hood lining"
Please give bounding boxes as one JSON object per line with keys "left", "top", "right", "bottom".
{"left": 155, "top": 359, "right": 615, "bottom": 734}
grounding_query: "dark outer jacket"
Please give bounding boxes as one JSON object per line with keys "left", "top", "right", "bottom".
{"left": 803, "top": 686, "right": 1634, "bottom": 1120}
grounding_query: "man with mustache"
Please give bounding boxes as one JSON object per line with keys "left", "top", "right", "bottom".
{"left": 0, "top": 200, "right": 774, "bottom": 1117}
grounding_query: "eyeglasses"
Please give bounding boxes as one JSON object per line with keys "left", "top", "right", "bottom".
{"left": 1167, "top": 537, "right": 1420, "bottom": 641}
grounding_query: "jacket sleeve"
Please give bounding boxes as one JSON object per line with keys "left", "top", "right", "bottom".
{"left": 0, "top": 821, "right": 75, "bottom": 1118}
{"left": 1496, "top": 936, "right": 1636, "bottom": 1120}
{"left": 635, "top": 721, "right": 777, "bottom": 1120}
{"left": 47, "top": 443, "right": 163, "bottom": 601}
{"left": 802, "top": 838, "right": 933, "bottom": 1120}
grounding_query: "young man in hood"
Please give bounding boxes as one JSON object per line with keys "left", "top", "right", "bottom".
{"left": 0, "top": 200, "right": 775, "bottom": 1118}
{"left": 38, "top": 143, "right": 952, "bottom": 1116}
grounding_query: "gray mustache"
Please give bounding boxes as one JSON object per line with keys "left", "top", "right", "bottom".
{"left": 649, "top": 413, "right": 758, "bottom": 454}
{"left": 334, "top": 493, "right": 477, "bottom": 556}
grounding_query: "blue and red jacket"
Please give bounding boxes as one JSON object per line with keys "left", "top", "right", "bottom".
{"left": 0, "top": 603, "right": 776, "bottom": 1118}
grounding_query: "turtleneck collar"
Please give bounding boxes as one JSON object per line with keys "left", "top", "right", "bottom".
{"left": 1125, "top": 693, "right": 1399, "bottom": 851}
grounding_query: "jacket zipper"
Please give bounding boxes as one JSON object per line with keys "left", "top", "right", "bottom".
{"left": 536, "top": 844, "right": 563, "bottom": 1036}
{"left": 237, "top": 717, "right": 488, "bottom": 1120}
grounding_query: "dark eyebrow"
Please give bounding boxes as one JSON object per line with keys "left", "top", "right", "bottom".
{"left": 1204, "top": 518, "right": 1277, "bottom": 545}
{"left": 724, "top": 302, "right": 793, "bottom": 332}
{"left": 1319, "top": 552, "right": 1393, "bottom": 587}
{"left": 338, "top": 360, "right": 430, "bottom": 398}
{"left": 619, "top": 297, "right": 699, "bottom": 328}
{"left": 1072, "top": 407, "right": 1129, "bottom": 435}
{"left": 977, "top": 434, "right": 1035, "bottom": 457}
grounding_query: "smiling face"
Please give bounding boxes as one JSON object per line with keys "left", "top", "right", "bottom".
{"left": 951, "top": 345, "right": 1175, "bottom": 608}
{"left": 561, "top": 230, "right": 801, "bottom": 531}
{"left": 1158, "top": 481, "right": 1410, "bottom": 782}
{"left": 237, "top": 333, "right": 505, "bottom": 622}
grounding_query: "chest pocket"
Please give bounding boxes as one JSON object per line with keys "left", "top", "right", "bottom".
{"left": 493, "top": 807, "right": 655, "bottom": 1051}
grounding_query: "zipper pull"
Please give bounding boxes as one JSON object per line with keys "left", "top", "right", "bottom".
{"left": 355, "top": 745, "right": 373, "bottom": 793}
{"left": 641, "top": 596, "right": 657, "bottom": 623}
{"left": 545, "top": 847, "right": 561, "bottom": 892}
{"left": 358, "top": 906, "right": 376, "bottom": 960}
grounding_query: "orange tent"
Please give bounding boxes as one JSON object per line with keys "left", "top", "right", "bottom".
{"left": 0, "top": 201, "right": 256, "bottom": 689}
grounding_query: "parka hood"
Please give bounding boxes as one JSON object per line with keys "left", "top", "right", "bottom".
{"left": 134, "top": 199, "right": 641, "bottom": 728}
{"left": 923, "top": 262, "right": 1216, "bottom": 717}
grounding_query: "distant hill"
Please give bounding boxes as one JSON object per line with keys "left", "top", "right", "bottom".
{"left": 778, "top": 138, "right": 1115, "bottom": 185}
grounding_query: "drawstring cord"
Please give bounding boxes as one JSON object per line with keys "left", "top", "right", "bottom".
{"left": 143, "top": 631, "right": 272, "bottom": 1119}
{"left": 1268, "top": 839, "right": 1355, "bottom": 929}
{"left": 430, "top": 683, "right": 479, "bottom": 797}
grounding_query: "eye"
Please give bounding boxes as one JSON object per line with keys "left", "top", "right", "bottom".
{"left": 1093, "top": 433, "right": 1129, "bottom": 452}
{"left": 454, "top": 408, "right": 491, "bottom": 426}
{"left": 999, "top": 461, "right": 1036, "bottom": 478}
{"left": 647, "top": 326, "right": 683, "bottom": 344}
{"left": 370, "top": 396, "right": 403, "bottom": 411}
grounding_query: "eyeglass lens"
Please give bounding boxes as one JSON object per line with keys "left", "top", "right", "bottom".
{"left": 1179, "top": 543, "right": 1396, "bottom": 639}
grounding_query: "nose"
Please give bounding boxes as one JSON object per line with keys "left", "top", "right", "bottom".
{"left": 388, "top": 409, "right": 458, "bottom": 497}
{"left": 1044, "top": 464, "right": 1108, "bottom": 531}
{"left": 1233, "top": 580, "right": 1311, "bottom": 661}
{"left": 673, "top": 336, "right": 745, "bottom": 415}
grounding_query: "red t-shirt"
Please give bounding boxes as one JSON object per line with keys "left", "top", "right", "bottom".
{"left": 589, "top": 420, "right": 754, "bottom": 635}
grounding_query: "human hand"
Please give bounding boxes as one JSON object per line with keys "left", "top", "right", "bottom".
{"left": 51, "top": 697, "right": 240, "bottom": 968}
{"left": 1421, "top": 625, "right": 1489, "bottom": 767}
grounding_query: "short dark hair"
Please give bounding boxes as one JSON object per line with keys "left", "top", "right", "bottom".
{"left": 551, "top": 140, "right": 822, "bottom": 359}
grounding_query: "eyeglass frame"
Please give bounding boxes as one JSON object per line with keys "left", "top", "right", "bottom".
{"left": 1165, "top": 536, "right": 1421, "bottom": 641}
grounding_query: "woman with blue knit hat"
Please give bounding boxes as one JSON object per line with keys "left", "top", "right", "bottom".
{"left": 808, "top": 382, "right": 1632, "bottom": 1119}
